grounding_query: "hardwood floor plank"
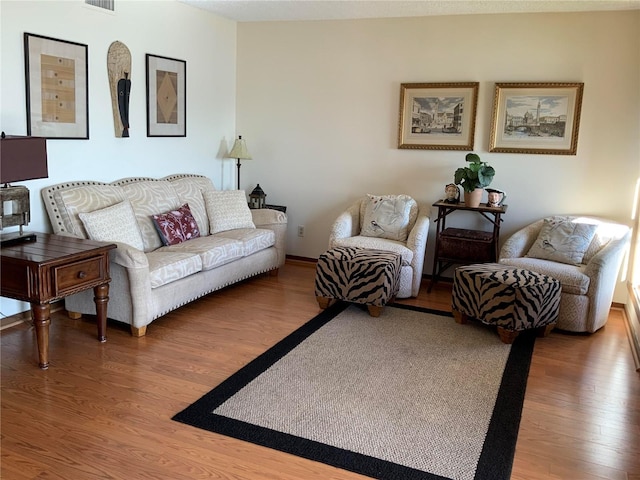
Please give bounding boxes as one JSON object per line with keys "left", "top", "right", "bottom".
{"left": 2, "top": 261, "right": 639, "bottom": 479}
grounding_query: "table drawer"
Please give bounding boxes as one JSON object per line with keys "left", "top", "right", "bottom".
{"left": 52, "top": 256, "right": 105, "bottom": 296}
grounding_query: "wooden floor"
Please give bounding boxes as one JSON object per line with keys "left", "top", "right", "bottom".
{"left": 2, "top": 260, "right": 639, "bottom": 480}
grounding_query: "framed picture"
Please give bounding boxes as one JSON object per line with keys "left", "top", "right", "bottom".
{"left": 24, "top": 33, "right": 89, "bottom": 139}
{"left": 489, "top": 82, "right": 584, "bottom": 155}
{"left": 146, "top": 54, "right": 186, "bottom": 137}
{"left": 398, "top": 82, "right": 479, "bottom": 150}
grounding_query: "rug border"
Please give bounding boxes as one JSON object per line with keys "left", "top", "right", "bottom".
{"left": 172, "top": 302, "right": 535, "bottom": 480}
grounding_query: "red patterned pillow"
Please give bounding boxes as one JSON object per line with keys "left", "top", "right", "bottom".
{"left": 152, "top": 203, "right": 201, "bottom": 246}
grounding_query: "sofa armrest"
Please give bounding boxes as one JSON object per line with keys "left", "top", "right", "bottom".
{"left": 251, "top": 208, "right": 287, "bottom": 227}
{"left": 53, "top": 232, "right": 147, "bottom": 269}
{"left": 406, "top": 206, "right": 430, "bottom": 297}
{"left": 108, "top": 242, "right": 149, "bottom": 269}
{"left": 251, "top": 208, "right": 288, "bottom": 267}
{"left": 499, "top": 220, "right": 544, "bottom": 259}
{"left": 328, "top": 202, "right": 362, "bottom": 246}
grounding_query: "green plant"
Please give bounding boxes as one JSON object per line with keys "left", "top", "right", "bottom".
{"left": 454, "top": 152, "right": 495, "bottom": 193}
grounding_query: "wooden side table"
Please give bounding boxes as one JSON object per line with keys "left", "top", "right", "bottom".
{"left": 249, "top": 204, "right": 287, "bottom": 213}
{"left": 0, "top": 233, "right": 116, "bottom": 369}
{"left": 428, "top": 201, "right": 507, "bottom": 292}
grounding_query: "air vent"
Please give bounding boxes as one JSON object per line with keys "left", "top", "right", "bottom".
{"left": 85, "top": 0, "right": 114, "bottom": 11}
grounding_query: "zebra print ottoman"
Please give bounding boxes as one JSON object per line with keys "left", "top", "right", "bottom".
{"left": 452, "top": 263, "right": 561, "bottom": 343}
{"left": 315, "top": 247, "right": 401, "bottom": 317}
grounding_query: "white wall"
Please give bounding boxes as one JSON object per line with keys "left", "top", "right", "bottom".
{"left": 236, "top": 10, "right": 640, "bottom": 302}
{"left": 1, "top": 5, "right": 639, "bottom": 316}
{"left": 0, "top": 0, "right": 238, "bottom": 316}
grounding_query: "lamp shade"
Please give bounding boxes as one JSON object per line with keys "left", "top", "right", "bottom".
{"left": 0, "top": 134, "right": 48, "bottom": 184}
{"left": 228, "top": 135, "right": 252, "bottom": 160}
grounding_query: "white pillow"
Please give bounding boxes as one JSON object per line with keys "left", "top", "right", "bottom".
{"left": 204, "top": 190, "right": 255, "bottom": 234}
{"left": 360, "top": 194, "right": 415, "bottom": 242}
{"left": 526, "top": 217, "right": 598, "bottom": 265}
{"left": 79, "top": 200, "right": 145, "bottom": 250}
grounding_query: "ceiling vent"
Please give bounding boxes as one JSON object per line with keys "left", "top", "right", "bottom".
{"left": 85, "top": 0, "right": 114, "bottom": 11}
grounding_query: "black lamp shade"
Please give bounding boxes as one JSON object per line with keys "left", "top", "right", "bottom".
{"left": 0, "top": 135, "right": 48, "bottom": 184}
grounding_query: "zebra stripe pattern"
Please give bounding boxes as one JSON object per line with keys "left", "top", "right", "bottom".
{"left": 315, "top": 247, "right": 401, "bottom": 307}
{"left": 452, "top": 263, "right": 561, "bottom": 332}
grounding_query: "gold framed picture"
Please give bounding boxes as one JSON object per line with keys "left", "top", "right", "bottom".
{"left": 398, "top": 82, "right": 479, "bottom": 150}
{"left": 24, "top": 33, "right": 89, "bottom": 139}
{"left": 489, "top": 82, "right": 584, "bottom": 155}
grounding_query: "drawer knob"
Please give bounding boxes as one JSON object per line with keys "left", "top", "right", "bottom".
{"left": 77, "top": 271, "right": 87, "bottom": 279}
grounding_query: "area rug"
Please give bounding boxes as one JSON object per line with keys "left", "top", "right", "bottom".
{"left": 172, "top": 302, "right": 535, "bottom": 480}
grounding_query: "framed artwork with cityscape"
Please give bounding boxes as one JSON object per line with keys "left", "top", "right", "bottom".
{"left": 489, "top": 82, "right": 584, "bottom": 155}
{"left": 398, "top": 82, "right": 479, "bottom": 150}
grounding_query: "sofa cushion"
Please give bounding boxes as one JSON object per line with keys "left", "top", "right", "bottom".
{"left": 526, "top": 217, "right": 598, "bottom": 265}
{"left": 158, "top": 235, "right": 244, "bottom": 270}
{"left": 152, "top": 203, "right": 201, "bottom": 246}
{"left": 58, "top": 185, "right": 126, "bottom": 238}
{"left": 499, "top": 257, "right": 590, "bottom": 295}
{"left": 78, "top": 200, "right": 145, "bottom": 250}
{"left": 121, "top": 181, "right": 181, "bottom": 252}
{"left": 146, "top": 251, "right": 203, "bottom": 288}
{"left": 360, "top": 194, "right": 416, "bottom": 242}
{"left": 331, "top": 235, "right": 414, "bottom": 266}
{"left": 204, "top": 190, "right": 255, "bottom": 234}
{"left": 168, "top": 176, "right": 215, "bottom": 236}
{"left": 214, "top": 228, "right": 276, "bottom": 257}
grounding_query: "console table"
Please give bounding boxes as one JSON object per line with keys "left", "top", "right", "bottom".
{"left": 0, "top": 233, "right": 116, "bottom": 369}
{"left": 249, "top": 204, "right": 287, "bottom": 213}
{"left": 428, "top": 201, "right": 507, "bottom": 292}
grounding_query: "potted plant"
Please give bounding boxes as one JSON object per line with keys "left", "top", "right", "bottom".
{"left": 454, "top": 152, "right": 495, "bottom": 207}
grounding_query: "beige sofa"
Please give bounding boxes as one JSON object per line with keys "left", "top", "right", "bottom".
{"left": 328, "top": 195, "right": 430, "bottom": 298}
{"left": 42, "top": 174, "right": 287, "bottom": 336}
{"left": 498, "top": 216, "right": 630, "bottom": 333}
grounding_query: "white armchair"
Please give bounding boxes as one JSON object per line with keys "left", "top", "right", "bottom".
{"left": 498, "top": 216, "right": 631, "bottom": 333}
{"left": 328, "top": 195, "right": 430, "bottom": 298}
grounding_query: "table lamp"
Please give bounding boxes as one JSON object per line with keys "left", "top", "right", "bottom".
{"left": 0, "top": 132, "right": 48, "bottom": 246}
{"left": 227, "top": 135, "right": 252, "bottom": 190}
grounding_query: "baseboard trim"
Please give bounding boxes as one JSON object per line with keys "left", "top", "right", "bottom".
{"left": 624, "top": 283, "right": 640, "bottom": 372}
{"left": 0, "top": 300, "right": 65, "bottom": 331}
{"left": 285, "top": 255, "right": 316, "bottom": 266}
{"left": 0, "top": 310, "right": 32, "bottom": 330}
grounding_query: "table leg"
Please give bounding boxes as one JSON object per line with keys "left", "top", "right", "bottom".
{"left": 93, "top": 283, "right": 109, "bottom": 343}
{"left": 31, "top": 303, "right": 50, "bottom": 370}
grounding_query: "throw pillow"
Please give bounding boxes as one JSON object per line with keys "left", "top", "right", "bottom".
{"left": 204, "top": 190, "right": 255, "bottom": 234}
{"left": 526, "top": 217, "right": 598, "bottom": 265}
{"left": 151, "top": 203, "right": 201, "bottom": 246}
{"left": 360, "top": 194, "right": 415, "bottom": 242}
{"left": 79, "top": 200, "right": 145, "bottom": 250}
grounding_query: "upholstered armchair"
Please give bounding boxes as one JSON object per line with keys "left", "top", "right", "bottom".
{"left": 498, "top": 216, "right": 631, "bottom": 333}
{"left": 328, "top": 195, "right": 430, "bottom": 298}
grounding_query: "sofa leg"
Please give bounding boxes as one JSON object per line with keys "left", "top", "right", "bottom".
{"left": 537, "top": 323, "right": 556, "bottom": 337}
{"left": 497, "top": 327, "right": 519, "bottom": 344}
{"left": 67, "top": 311, "right": 82, "bottom": 320}
{"left": 452, "top": 309, "right": 467, "bottom": 324}
{"left": 316, "top": 296, "right": 335, "bottom": 309}
{"left": 131, "top": 325, "right": 147, "bottom": 337}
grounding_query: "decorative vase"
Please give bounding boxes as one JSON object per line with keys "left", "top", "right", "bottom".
{"left": 464, "top": 188, "right": 483, "bottom": 208}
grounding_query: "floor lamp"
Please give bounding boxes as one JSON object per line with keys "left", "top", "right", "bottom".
{"left": 228, "top": 136, "right": 252, "bottom": 190}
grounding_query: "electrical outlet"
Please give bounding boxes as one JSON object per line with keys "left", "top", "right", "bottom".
{"left": 298, "top": 225, "right": 305, "bottom": 237}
